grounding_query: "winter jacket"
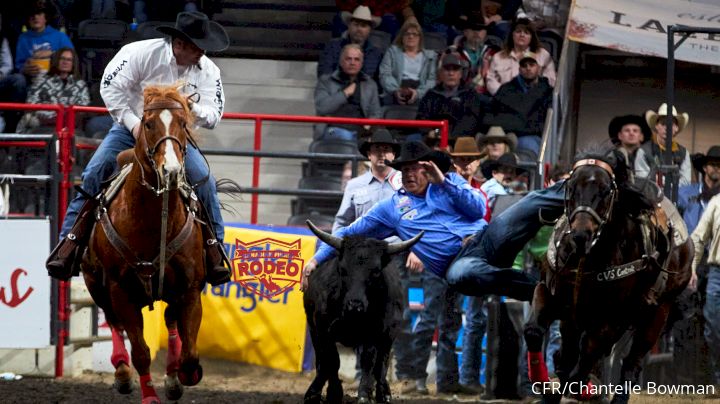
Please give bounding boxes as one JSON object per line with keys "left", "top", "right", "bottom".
{"left": 486, "top": 47, "right": 556, "bottom": 95}
{"left": 379, "top": 45, "right": 437, "bottom": 102}
{"left": 484, "top": 76, "right": 552, "bottom": 137}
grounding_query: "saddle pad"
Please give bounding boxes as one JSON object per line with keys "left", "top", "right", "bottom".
{"left": 103, "top": 163, "right": 133, "bottom": 205}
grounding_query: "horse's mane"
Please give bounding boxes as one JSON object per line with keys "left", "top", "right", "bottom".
{"left": 143, "top": 83, "right": 196, "bottom": 142}
{"left": 573, "top": 144, "right": 655, "bottom": 216}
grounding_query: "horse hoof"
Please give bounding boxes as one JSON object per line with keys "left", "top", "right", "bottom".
{"left": 164, "top": 374, "right": 184, "bottom": 401}
{"left": 178, "top": 364, "right": 203, "bottom": 386}
{"left": 357, "top": 396, "right": 373, "bottom": 404}
{"left": 303, "top": 391, "right": 322, "bottom": 404}
{"left": 112, "top": 377, "right": 133, "bottom": 395}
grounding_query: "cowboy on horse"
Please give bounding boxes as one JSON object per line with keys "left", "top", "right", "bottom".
{"left": 46, "top": 11, "right": 232, "bottom": 287}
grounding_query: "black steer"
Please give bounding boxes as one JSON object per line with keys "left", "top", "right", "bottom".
{"left": 303, "top": 220, "right": 423, "bottom": 404}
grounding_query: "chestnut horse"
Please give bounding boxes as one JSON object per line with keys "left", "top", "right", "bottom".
{"left": 524, "top": 149, "right": 693, "bottom": 404}
{"left": 81, "top": 85, "right": 205, "bottom": 404}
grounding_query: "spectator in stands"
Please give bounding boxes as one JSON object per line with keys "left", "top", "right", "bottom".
{"left": 314, "top": 44, "right": 382, "bottom": 142}
{"left": 318, "top": 6, "right": 384, "bottom": 80}
{"left": 678, "top": 146, "right": 720, "bottom": 234}
{"left": 607, "top": 114, "right": 650, "bottom": 170}
{"left": 459, "top": 0, "right": 522, "bottom": 40}
{"left": 379, "top": 20, "right": 437, "bottom": 106}
{"left": 332, "top": 1, "right": 416, "bottom": 38}
{"left": 17, "top": 47, "right": 89, "bottom": 133}
{"left": 476, "top": 125, "right": 517, "bottom": 162}
{"left": 16, "top": 2, "right": 74, "bottom": 79}
{"left": 0, "top": 18, "right": 20, "bottom": 133}
{"left": 449, "top": 16, "right": 500, "bottom": 94}
{"left": 47, "top": 11, "right": 231, "bottom": 286}
{"left": 409, "top": 0, "right": 461, "bottom": 44}
{"left": 416, "top": 53, "right": 489, "bottom": 146}
{"left": 450, "top": 136, "right": 484, "bottom": 189}
{"left": 485, "top": 17, "right": 555, "bottom": 95}
{"left": 302, "top": 140, "right": 484, "bottom": 396}
{"left": 516, "top": 0, "right": 570, "bottom": 44}
{"left": 635, "top": 103, "right": 692, "bottom": 187}
{"left": 484, "top": 52, "right": 551, "bottom": 157}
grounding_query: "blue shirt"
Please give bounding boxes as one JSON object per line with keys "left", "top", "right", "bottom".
{"left": 677, "top": 183, "right": 708, "bottom": 234}
{"left": 333, "top": 169, "right": 402, "bottom": 233}
{"left": 313, "top": 172, "right": 488, "bottom": 277}
{"left": 15, "top": 26, "right": 74, "bottom": 71}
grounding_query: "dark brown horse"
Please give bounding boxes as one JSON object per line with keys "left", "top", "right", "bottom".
{"left": 81, "top": 85, "right": 206, "bottom": 404}
{"left": 524, "top": 149, "right": 693, "bottom": 404}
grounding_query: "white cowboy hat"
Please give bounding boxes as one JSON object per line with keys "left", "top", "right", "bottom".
{"left": 341, "top": 6, "right": 381, "bottom": 28}
{"left": 645, "top": 103, "right": 689, "bottom": 134}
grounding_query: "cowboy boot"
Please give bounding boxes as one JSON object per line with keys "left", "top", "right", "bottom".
{"left": 46, "top": 200, "right": 96, "bottom": 280}
{"left": 204, "top": 233, "right": 231, "bottom": 286}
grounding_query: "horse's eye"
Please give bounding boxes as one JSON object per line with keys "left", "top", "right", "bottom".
{"left": 144, "top": 121, "right": 154, "bottom": 130}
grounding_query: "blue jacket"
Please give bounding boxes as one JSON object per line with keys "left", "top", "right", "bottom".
{"left": 677, "top": 183, "right": 706, "bottom": 234}
{"left": 313, "top": 173, "right": 487, "bottom": 277}
{"left": 317, "top": 35, "right": 383, "bottom": 80}
{"left": 15, "top": 26, "right": 74, "bottom": 71}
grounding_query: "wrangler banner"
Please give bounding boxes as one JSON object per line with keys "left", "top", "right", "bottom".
{"left": 568, "top": 0, "right": 720, "bottom": 66}
{"left": 145, "top": 224, "right": 316, "bottom": 372}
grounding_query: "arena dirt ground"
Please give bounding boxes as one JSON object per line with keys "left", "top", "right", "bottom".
{"left": 0, "top": 353, "right": 717, "bottom": 403}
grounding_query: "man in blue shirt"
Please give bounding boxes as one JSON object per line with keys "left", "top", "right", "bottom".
{"left": 303, "top": 140, "right": 486, "bottom": 395}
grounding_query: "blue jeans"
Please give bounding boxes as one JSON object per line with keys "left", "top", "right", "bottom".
{"left": 516, "top": 135, "right": 541, "bottom": 160}
{"left": 392, "top": 253, "right": 418, "bottom": 380}
{"left": 459, "top": 295, "right": 487, "bottom": 386}
{"left": 545, "top": 320, "right": 561, "bottom": 376}
{"left": 321, "top": 126, "right": 357, "bottom": 142}
{"left": 446, "top": 181, "right": 566, "bottom": 299}
{"left": 407, "top": 270, "right": 463, "bottom": 388}
{"left": 60, "top": 123, "right": 224, "bottom": 240}
{"left": 705, "top": 266, "right": 720, "bottom": 384}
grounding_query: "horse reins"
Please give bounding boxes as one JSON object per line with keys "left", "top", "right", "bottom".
{"left": 565, "top": 158, "right": 618, "bottom": 249}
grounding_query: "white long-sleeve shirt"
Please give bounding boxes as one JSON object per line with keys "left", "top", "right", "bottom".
{"left": 100, "top": 38, "right": 225, "bottom": 132}
{"left": 0, "top": 38, "right": 12, "bottom": 77}
{"left": 691, "top": 193, "right": 720, "bottom": 272}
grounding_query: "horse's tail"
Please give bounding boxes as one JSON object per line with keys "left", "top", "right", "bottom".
{"left": 215, "top": 178, "right": 244, "bottom": 216}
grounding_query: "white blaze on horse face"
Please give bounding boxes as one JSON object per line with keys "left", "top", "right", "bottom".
{"left": 159, "top": 109, "right": 181, "bottom": 175}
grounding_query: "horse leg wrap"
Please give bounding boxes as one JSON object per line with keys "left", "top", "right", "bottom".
{"left": 110, "top": 329, "right": 129, "bottom": 368}
{"left": 577, "top": 380, "right": 596, "bottom": 400}
{"left": 139, "top": 373, "right": 159, "bottom": 402}
{"left": 166, "top": 328, "right": 182, "bottom": 374}
{"left": 527, "top": 351, "right": 550, "bottom": 383}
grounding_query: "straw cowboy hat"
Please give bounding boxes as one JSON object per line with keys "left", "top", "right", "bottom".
{"left": 157, "top": 11, "right": 230, "bottom": 52}
{"left": 476, "top": 126, "right": 518, "bottom": 150}
{"left": 358, "top": 128, "right": 400, "bottom": 158}
{"left": 645, "top": 103, "right": 689, "bottom": 134}
{"left": 691, "top": 145, "right": 720, "bottom": 174}
{"left": 386, "top": 141, "right": 452, "bottom": 173}
{"left": 450, "top": 137, "right": 483, "bottom": 157}
{"left": 607, "top": 114, "right": 651, "bottom": 145}
{"left": 480, "top": 152, "right": 526, "bottom": 179}
{"left": 341, "top": 6, "right": 381, "bottom": 28}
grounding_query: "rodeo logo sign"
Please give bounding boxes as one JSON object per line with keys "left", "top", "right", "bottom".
{"left": 232, "top": 237, "right": 304, "bottom": 298}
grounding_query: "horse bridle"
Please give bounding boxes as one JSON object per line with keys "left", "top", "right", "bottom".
{"left": 137, "top": 100, "right": 191, "bottom": 194}
{"left": 565, "top": 158, "right": 618, "bottom": 247}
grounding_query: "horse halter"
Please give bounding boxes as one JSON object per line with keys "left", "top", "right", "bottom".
{"left": 138, "top": 100, "right": 190, "bottom": 194}
{"left": 565, "top": 158, "right": 618, "bottom": 247}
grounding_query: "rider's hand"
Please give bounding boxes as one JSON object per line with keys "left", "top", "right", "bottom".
{"left": 419, "top": 160, "right": 445, "bottom": 184}
{"left": 687, "top": 268, "right": 698, "bottom": 292}
{"left": 406, "top": 252, "right": 424, "bottom": 274}
{"left": 300, "top": 259, "right": 318, "bottom": 292}
{"left": 131, "top": 122, "right": 141, "bottom": 140}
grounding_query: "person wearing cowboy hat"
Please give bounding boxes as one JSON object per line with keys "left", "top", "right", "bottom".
{"left": 303, "top": 140, "right": 486, "bottom": 395}
{"left": 47, "top": 11, "right": 233, "bottom": 287}
{"left": 480, "top": 152, "right": 526, "bottom": 217}
{"left": 688, "top": 146, "right": 720, "bottom": 386}
{"left": 608, "top": 114, "right": 651, "bottom": 168}
{"left": 678, "top": 145, "right": 720, "bottom": 234}
{"left": 450, "top": 136, "right": 485, "bottom": 189}
{"left": 476, "top": 125, "right": 517, "bottom": 161}
{"left": 318, "top": 5, "right": 384, "bottom": 80}
{"left": 331, "top": 1, "right": 417, "bottom": 38}
{"left": 449, "top": 15, "right": 501, "bottom": 94}
{"left": 635, "top": 103, "right": 692, "bottom": 187}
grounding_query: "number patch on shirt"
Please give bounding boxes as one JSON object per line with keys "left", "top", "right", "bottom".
{"left": 401, "top": 208, "right": 418, "bottom": 220}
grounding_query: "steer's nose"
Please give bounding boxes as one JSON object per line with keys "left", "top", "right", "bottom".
{"left": 344, "top": 299, "right": 366, "bottom": 313}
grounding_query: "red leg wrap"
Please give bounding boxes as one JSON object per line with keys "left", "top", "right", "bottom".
{"left": 527, "top": 351, "right": 550, "bottom": 383}
{"left": 110, "top": 328, "right": 129, "bottom": 368}
{"left": 139, "top": 373, "right": 157, "bottom": 399}
{"left": 578, "top": 380, "right": 596, "bottom": 400}
{"left": 166, "top": 328, "right": 183, "bottom": 374}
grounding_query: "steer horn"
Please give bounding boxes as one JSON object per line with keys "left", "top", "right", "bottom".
{"left": 387, "top": 231, "right": 424, "bottom": 255}
{"left": 306, "top": 220, "right": 343, "bottom": 249}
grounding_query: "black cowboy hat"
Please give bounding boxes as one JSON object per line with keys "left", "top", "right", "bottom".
{"left": 358, "top": 128, "right": 400, "bottom": 158}
{"left": 480, "top": 152, "right": 525, "bottom": 179}
{"left": 691, "top": 145, "right": 720, "bottom": 174}
{"left": 386, "top": 140, "right": 452, "bottom": 173}
{"left": 607, "top": 114, "right": 651, "bottom": 145}
{"left": 458, "top": 15, "right": 492, "bottom": 31}
{"left": 157, "top": 11, "right": 230, "bottom": 52}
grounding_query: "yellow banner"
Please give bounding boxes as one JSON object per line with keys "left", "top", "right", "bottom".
{"left": 147, "top": 225, "right": 315, "bottom": 373}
